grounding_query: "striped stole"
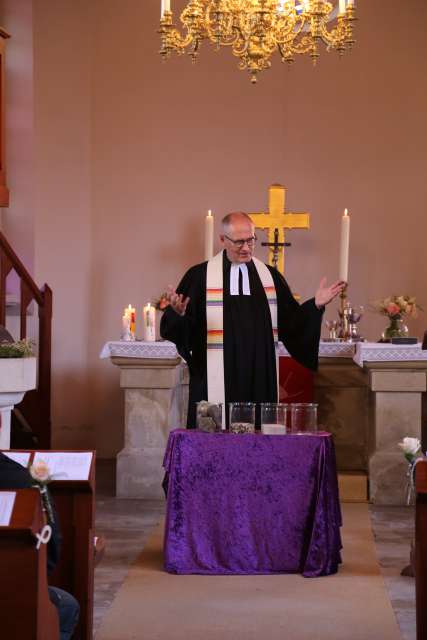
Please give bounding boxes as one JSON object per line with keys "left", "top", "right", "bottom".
{"left": 206, "top": 250, "right": 278, "bottom": 424}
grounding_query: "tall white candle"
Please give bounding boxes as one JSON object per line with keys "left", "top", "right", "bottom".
{"left": 204, "top": 209, "right": 214, "bottom": 261}
{"left": 339, "top": 0, "right": 345, "bottom": 14}
{"left": 339, "top": 208, "right": 350, "bottom": 282}
{"left": 143, "top": 303, "right": 156, "bottom": 342}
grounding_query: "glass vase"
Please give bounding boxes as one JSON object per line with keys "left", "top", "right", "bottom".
{"left": 381, "top": 315, "right": 408, "bottom": 342}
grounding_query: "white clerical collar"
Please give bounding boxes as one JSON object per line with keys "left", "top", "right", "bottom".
{"left": 230, "top": 262, "right": 251, "bottom": 296}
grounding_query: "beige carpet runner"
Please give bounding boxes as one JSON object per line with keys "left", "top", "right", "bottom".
{"left": 96, "top": 504, "right": 401, "bottom": 640}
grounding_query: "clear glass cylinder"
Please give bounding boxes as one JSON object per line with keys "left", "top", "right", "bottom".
{"left": 229, "top": 402, "right": 256, "bottom": 434}
{"left": 290, "top": 403, "right": 318, "bottom": 434}
{"left": 260, "top": 403, "right": 289, "bottom": 435}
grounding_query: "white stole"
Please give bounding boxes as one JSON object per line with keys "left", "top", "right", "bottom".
{"left": 206, "top": 250, "right": 279, "bottom": 425}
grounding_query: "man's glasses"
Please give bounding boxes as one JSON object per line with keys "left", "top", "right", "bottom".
{"left": 224, "top": 235, "right": 257, "bottom": 249}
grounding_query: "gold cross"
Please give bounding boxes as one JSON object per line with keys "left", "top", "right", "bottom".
{"left": 248, "top": 184, "right": 310, "bottom": 275}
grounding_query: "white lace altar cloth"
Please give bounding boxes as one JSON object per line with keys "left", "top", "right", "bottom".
{"left": 99, "top": 340, "right": 179, "bottom": 359}
{"left": 277, "top": 341, "right": 355, "bottom": 358}
{"left": 100, "top": 340, "right": 427, "bottom": 366}
{"left": 353, "top": 342, "right": 427, "bottom": 367}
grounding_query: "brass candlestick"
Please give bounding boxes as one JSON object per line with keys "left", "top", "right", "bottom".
{"left": 338, "top": 284, "right": 350, "bottom": 341}
{"left": 337, "top": 284, "right": 365, "bottom": 342}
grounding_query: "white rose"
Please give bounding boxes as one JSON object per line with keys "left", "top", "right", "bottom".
{"left": 29, "top": 460, "right": 50, "bottom": 483}
{"left": 398, "top": 437, "right": 421, "bottom": 456}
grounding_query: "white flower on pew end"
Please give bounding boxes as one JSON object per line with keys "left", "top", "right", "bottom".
{"left": 398, "top": 437, "right": 422, "bottom": 464}
{"left": 29, "top": 459, "right": 51, "bottom": 483}
{"left": 28, "top": 459, "right": 55, "bottom": 524}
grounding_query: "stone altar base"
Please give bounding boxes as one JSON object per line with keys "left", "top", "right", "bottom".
{"left": 112, "top": 357, "right": 188, "bottom": 499}
{"left": 105, "top": 343, "right": 427, "bottom": 505}
{"left": 315, "top": 358, "right": 427, "bottom": 505}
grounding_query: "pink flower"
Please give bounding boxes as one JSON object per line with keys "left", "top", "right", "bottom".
{"left": 386, "top": 303, "right": 400, "bottom": 316}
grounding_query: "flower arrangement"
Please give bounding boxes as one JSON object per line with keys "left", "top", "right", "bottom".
{"left": 152, "top": 292, "right": 170, "bottom": 312}
{"left": 0, "top": 338, "right": 34, "bottom": 358}
{"left": 398, "top": 437, "right": 425, "bottom": 505}
{"left": 372, "top": 295, "right": 421, "bottom": 319}
{"left": 29, "top": 459, "right": 55, "bottom": 524}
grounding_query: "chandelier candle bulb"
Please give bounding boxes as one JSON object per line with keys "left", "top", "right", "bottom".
{"left": 339, "top": 208, "right": 350, "bottom": 283}
{"left": 143, "top": 303, "right": 156, "bottom": 342}
{"left": 339, "top": 0, "right": 345, "bottom": 14}
{"left": 161, "top": 0, "right": 170, "bottom": 17}
{"left": 205, "top": 209, "right": 214, "bottom": 261}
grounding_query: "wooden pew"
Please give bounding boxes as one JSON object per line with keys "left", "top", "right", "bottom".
{"left": 0, "top": 488, "right": 59, "bottom": 640}
{"left": 2, "top": 449, "right": 96, "bottom": 640}
{"left": 416, "top": 459, "right": 427, "bottom": 640}
{"left": 47, "top": 451, "right": 96, "bottom": 640}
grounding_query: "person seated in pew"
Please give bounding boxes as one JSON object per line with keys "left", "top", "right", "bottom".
{"left": 0, "top": 452, "right": 80, "bottom": 640}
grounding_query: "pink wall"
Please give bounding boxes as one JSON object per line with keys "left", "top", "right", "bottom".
{"left": 2, "top": 0, "right": 427, "bottom": 455}
{"left": 32, "top": 0, "right": 94, "bottom": 447}
{"left": 1, "top": 0, "right": 34, "bottom": 273}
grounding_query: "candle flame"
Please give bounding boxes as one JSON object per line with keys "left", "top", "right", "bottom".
{"left": 147, "top": 302, "right": 151, "bottom": 309}
{"left": 128, "top": 304, "right": 132, "bottom": 309}
{"left": 208, "top": 209, "right": 212, "bottom": 217}
{"left": 344, "top": 208, "right": 348, "bottom": 216}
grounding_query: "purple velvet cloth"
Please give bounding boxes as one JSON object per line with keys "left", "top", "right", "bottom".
{"left": 163, "top": 430, "right": 342, "bottom": 577}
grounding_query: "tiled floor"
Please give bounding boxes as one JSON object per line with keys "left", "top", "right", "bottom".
{"left": 369, "top": 505, "right": 416, "bottom": 640}
{"left": 94, "top": 462, "right": 416, "bottom": 639}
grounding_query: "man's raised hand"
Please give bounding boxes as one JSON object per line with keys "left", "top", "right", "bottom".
{"left": 166, "top": 285, "right": 190, "bottom": 316}
{"left": 315, "top": 277, "right": 346, "bottom": 308}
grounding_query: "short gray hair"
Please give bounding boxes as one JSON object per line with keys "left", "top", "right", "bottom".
{"left": 221, "top": 212, "right": 254, "bottom": 234}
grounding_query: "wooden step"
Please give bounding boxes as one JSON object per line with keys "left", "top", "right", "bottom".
{"left": 338, "top": 472, "right": 368, "bottom": 503}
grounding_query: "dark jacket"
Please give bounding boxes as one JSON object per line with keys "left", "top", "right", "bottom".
{"left": 0, "top": 452, "right": 61, "bottom": 574}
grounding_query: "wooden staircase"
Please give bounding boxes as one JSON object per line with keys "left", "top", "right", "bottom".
{"left": 0, "top": 231, "right": 52, "bottom": 448}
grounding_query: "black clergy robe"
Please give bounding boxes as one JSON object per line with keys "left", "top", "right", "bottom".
{"left": 160, "top": 252, "right": 324, "bottom": 428}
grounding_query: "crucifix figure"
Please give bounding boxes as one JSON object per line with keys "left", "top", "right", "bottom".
{"left": 248, "top": 184, "right": 310, "bottom": 275}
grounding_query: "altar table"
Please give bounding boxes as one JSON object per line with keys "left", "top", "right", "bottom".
{"left": 163, "top": 430, "right": 342, "bottom": 577}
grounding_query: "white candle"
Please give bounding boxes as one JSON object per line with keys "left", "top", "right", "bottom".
{"left": 339, "top": 0, "right": 345, "bottom": 14}
{"left": 122, "top": 314, "right": 131, "bottom": 340}
{"left": 143, "top": 303, "right": 156, "bottom": 342}
{"left": 124, "top": 304, "right": 136, "bottom": 336}
{"left": 262, "top": 424, "right": 287, "bottom": 435}
{"left": 339, "top": 208, "right": 350, "bottom": 282}
{"left": 161, "top": 0, "right": 170, "bottom": 17}
{"left": 204, "top": 209, "right": 214, "bottom": 261}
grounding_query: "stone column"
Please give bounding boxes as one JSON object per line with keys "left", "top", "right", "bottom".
{"left": 315, "top": 357, "right": 369, "bottom": 472}
{"left": 112, "top": 356, "right": 189, "bottom": 499}
{"left": 367, "top": 363, "right": 427, "bottom": 505}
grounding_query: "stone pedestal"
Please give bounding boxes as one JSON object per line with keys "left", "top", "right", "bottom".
{"left": 366, "top": 363, "right": 426, "bottom": 505}
{"left": 315, "top": 357, "right": 369, "bottom": 473}
{"left": 315, "top": 358, "right": 427, "bottom": 505}
{"left": 0, "top": 357, "right": 37, "bottom": 448}
{"left": 111, "top": 356, "right": 188, "bottom": 499}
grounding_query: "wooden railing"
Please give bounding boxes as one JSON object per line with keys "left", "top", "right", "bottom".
{"left": 0, "top": 230, "right": 52, "bottom": 448}
{"left": 416, "top": 459, "right": 427, "bottom": 640}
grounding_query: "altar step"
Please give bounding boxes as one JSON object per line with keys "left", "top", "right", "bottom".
{"left": 338, "top": 472, "right": 368, "bottom": 503}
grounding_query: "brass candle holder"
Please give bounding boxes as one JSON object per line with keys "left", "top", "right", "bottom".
{"left": 338, "top": 284, "right": 350, "bottom": 341}
{"left": 336, "top": 284, "right": 364, "bottom": 342}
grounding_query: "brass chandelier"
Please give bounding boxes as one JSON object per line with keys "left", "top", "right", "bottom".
{"left": 159, "top": 1, "right": 357, "bottom": 83}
